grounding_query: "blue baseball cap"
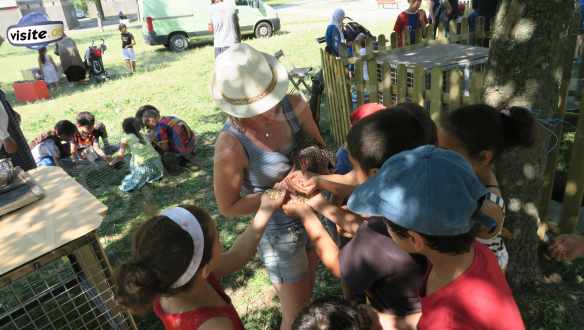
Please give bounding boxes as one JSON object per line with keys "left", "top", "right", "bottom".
{"left": 347, "top": 145, "right": 496, "bottom": 236}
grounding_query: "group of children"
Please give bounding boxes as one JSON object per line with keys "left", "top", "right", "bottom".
{"left": 29, "top": 106, "right": 196, "bottom": 192}
{"left": 115, "top": 98, "right": 535, "bottom": 329}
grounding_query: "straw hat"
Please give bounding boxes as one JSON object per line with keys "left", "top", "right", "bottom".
{"left": 212, "top": 43, "right": 289, "bottom": 118}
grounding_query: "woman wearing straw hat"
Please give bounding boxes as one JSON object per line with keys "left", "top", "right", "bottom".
{"left": 212, "top": 44, "right": 324, "bottom": 330}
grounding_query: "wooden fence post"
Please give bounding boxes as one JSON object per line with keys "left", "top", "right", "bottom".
{"left": 381, "top": 63, "right": 393, "bottom": 107}
{"left": 476, "top": 16, "right": 485, "bottom": 46}
{"left": 559, "top": 95, "right": 584, "bottom": 233}
{"left": 402, "top": 29, "right": 410, "bottom": 47}
{"left": 412, "top": 66, "right": 425, "bottom": 107}
{"left": 469, "top": 71, "right": 484, "bottom": 104}
{"left": 397, "top": 64, "right": 408, "bottom": 103}
{"left": 366, "top": 40, "right": 379, "bottom": 103}
{"left": 461, "top": 17, "right": 470, "bottom": 45}
{"left": 355, "top": 58, "right": 365, "bottom": 106}
{"left": 320, "top": 49, "right": 338, "bottom": 143}
{"left": 448, "top": 69, "right": 463, "bottom": 111}
{"left": 390, "top": 32, "right": 398, "bottom": 49}
{"left": 430, "top": 67, "right": 444, "bottom": 120}
{"left": 378, "top": 34, "right": 387, "bottom": 50}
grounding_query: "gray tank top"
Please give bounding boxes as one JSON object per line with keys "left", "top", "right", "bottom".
{"left": 221, "top": 97, "right": 301, "bottom": 231}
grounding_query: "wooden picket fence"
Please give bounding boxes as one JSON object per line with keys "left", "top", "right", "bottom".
{"left": 321, "top": 17, "right": 490, "bottom": 146}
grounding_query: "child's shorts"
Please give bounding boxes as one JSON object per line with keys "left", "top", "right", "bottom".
{"left": 258, "top": 222, "right": 310, "bottom": 284}
{"left": 122, "top": 48, "right": 136, "bottom": 61}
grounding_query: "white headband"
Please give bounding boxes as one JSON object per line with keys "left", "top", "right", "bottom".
{"left": 161, "top": 207, "right": 205, "bottom": 289}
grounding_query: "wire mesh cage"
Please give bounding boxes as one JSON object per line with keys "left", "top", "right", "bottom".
{"left": 59, "top": 136, "right": 130, "bottom": 191}
{"left": 0, "top": 235, "right": 135, "bottom": 330}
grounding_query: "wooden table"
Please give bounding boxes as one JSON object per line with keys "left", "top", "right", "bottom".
{"left": 0, "top": 167, "right": 136, "bottom": 329}
{"left": 376, "top": 43, "right": 489, "bottom": 70}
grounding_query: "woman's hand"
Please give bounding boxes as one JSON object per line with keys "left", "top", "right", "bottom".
{"left": 549, "top": 234, "right": 584, "bottom": 262}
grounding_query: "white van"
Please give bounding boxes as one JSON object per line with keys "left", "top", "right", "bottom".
{"left": 138, "top": 0, "right": 281, "bottom": 51}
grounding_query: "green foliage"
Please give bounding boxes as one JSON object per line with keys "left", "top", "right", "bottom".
{"left": 73, "top": 0, "right": 88, "bottom": 13}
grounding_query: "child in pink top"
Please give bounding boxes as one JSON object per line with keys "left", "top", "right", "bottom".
{"left": 115, "top": 191, "right": 285, "bottom": 330}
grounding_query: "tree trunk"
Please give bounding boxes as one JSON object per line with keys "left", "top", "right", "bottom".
{"left": 93, "top": 0, "right": 105, "bottom": 32}
{"left": 483, "top": 0, "right": 578, "bottom": 288}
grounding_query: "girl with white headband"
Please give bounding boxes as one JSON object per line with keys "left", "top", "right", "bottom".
{"left": 115, "top": 191, "right": 285, "bottom": 329}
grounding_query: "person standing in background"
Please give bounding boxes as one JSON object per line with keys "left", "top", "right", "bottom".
{"left": 38, "top": 47, "right": 59, "bottom": 89}
{"left": 208, "top": 0, "right": 241, "bottom": 59}
{"left": 325, "top": 9, "right": 345, "bottom": 57}
{"left": 120, "top": 23, "right": 137, "bottom": 73}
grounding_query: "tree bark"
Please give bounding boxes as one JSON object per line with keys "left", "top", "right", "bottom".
{"left": 93, "top": 0, "right": 105, "bottom": 32}
{"left": 483, "top": 0, "right": 578, "bottom": 288}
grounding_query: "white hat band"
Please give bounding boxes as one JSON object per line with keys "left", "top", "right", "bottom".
{"left": 161, "top": 207, "right": 205, "bottom": 289}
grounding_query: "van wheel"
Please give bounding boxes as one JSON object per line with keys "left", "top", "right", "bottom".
{"left": 169, "top": 34, "right": 189, "bottom": 52}
{"left": 255, "top": 22, "right": 273, "bottom": 38}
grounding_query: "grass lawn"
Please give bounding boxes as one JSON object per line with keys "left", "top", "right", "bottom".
{"left": 1, "top": 14, "right": 584, "bottom": 330}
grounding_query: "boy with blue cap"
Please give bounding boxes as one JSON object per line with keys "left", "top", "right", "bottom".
{"left": 347, "top": 145, "right": 524, "bottom": 330}
{"left": 284, "top": 106, "right": 434, "bottom": 329}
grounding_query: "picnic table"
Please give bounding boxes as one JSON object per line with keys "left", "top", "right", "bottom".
{"left": 0, "top": 166, "right": 136, "bottom": 329}
{"left": 374, "top": 43, "right": 490, "bottom": 105}
{"left": 376, "top": 43, "right": 489, "bottom": 71}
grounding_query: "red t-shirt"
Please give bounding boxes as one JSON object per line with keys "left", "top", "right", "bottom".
{"left": 418, "top": 243, "right": 525, "bottom": 330}
{"left": 153, "top": 275, "right": 244, "bottom": 330}
{"left": 394, "top": 9, "right": 428, "bottom": 47}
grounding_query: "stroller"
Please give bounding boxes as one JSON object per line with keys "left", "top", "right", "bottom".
{"left": 85, "top": 39, "right": 108, "bottom": 81}
{"left": 317, "top": 17, "right": 376, "bottom": 49}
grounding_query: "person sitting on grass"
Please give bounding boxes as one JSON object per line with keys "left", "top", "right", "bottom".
{"left": 394, "top": 0, "right": 428, "bottom": 47}
{"left": 109, "top": 118, "right": 164, "bottom": 192}
{"left": 437, "top": 104, "right": 536, "bottom": 271}
{"left": 115, "top": 192, "right": 285, "bottom": 329}
{"left": 292, "top": 297, "right": 382, "bottom": 330}
{"left": 141, "top": 106, "right": 197, "bottom": 173}
{"left": 30, "top": 120, "right": 77, "bottom": 167}
{"left": 283, "top": 106, "right": 436, "bottom": 330}
{"left": 71, "top": 111, "right": 112, "bottom": 162}
{"left": 347, "top": 145, "right": 525, "bottom": 330}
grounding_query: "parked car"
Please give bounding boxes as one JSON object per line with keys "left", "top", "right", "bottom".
{"left": 75, "top": 9, "right": 86, "bottom": 19}
{"left": 137, "top": 0, "right": 281, "bottom": 52}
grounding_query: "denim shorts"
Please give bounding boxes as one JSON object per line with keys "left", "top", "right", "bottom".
{"left": 258, "top": 223, "right": 309, "bottom": 284}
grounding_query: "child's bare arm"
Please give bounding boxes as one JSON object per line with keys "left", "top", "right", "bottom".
{"left": 283, "top": 199, "right": 341, "bottom": 277}
{"left": 110, "top": 142, "right": 128, "bottom": 164}
{"left": 92, "top": 141, "right": 108, "bottom": 158}
{"left": 307, "top": 193, "right": 363, "bottom": 236}
{"left": 214, "top": 191, "right": 285, "bottom": 278}
{"left": 287, "top": 171, "right": 357, "bottom": 198}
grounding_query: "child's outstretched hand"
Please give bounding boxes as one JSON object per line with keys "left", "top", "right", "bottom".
{"left": 287, "top": 171, "right": 319, "bottom": 196}
{"left": 283, "top": 196, "right": 314, "bottom": 220}
{"left": 260, "top": 189, "right": 286, "bottom": 213}
{"left": 549, "top": 234, "right": 584, "bottom": 262}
